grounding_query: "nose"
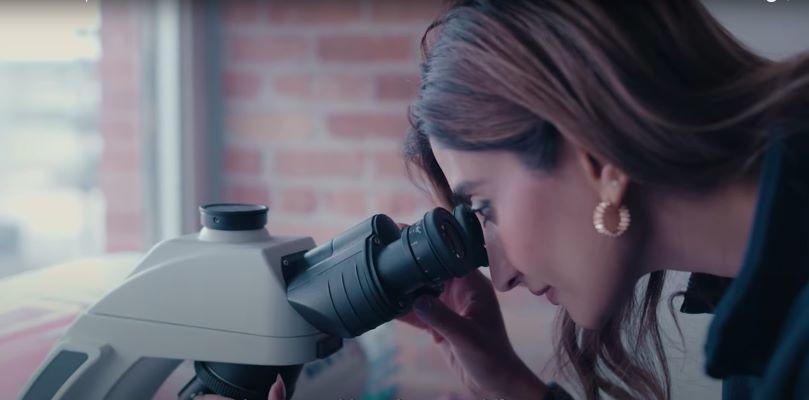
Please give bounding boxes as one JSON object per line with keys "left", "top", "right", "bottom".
{"left": 480, "top": 223, "right": 521, "bottom": 292}
{"left": 489, "top": 259, "right": 522, "bottom": 292}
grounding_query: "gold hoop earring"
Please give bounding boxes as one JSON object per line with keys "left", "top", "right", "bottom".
{"left": 593, "top": 200, "right": 631, "bottom": 237}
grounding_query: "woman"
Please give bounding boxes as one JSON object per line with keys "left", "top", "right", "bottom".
{"left": 205, "top": 1, "right": 809, "bottom": 399}
{"left": 395, "top": 1, "right": 809, "bottom": 399}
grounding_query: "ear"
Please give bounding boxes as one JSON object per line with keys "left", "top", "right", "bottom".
{"left": 575, "top": 148, "right": 630, "bottom": 205}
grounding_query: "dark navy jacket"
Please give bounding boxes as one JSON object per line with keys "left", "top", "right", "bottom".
{"left": 680, "top": 130, "right": 809, "bottom": 400}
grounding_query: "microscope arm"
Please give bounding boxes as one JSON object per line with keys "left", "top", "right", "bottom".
{"left": 22, "top": 336, "right": 180, "bottom": 400}
{"left": 19, "top": 231, "right": 337, "bottom": 400}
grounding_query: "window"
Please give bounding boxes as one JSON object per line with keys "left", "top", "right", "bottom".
{"left": 0, "top": 1, "right": 199, "bottom": 278}
{"left": 0, "top": 3, "right": 103, "bottom": 277}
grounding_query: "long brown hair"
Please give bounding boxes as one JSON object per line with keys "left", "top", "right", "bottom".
{"left": 403, "top": 1, "right": 809, "bottom": 399}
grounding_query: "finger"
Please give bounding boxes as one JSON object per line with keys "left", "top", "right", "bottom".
{"left": 455, "top": 272, "right": 505, "bottom": 326}
{"left": 268, "top": 373, "right": 286, "bottom": 400}
{"left": 193, "top": 396, "right": 229, "bottom": 400}
{"left": 460, "top": 269, "right": 495, "bottom": 293}
{"left": 429, "top": 326, "right": 446, "bottom": 344}
{"left": 442, "top": 271, "right": 492, "bottom": 306}
{"left": 413, "top": 296, "right": 476, "bottom": 348}
{"left": 396, "top": 310, "right": 430, "bottom": 330}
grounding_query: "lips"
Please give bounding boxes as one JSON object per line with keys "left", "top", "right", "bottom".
{"left": 546, "top": 287, "right": 559, "bottom": 305}
{"left": 530, "top": 285, "right": 559, "bottom": 305}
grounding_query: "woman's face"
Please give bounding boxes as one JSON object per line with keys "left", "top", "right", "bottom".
{"left": 430, "top": 137, "right": 644, "bottom": 328}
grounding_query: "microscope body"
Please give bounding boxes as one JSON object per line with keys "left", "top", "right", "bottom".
{"left": 19, "top": 225, "right": 339, "bottom": 400}
{"left": 20, "top": 203, "right": 488, "bottom": 399}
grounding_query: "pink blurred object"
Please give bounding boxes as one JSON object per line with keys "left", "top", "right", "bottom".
{"left": 0, "top": 309, "right": 77, "bottom": 396}
{"left": 0, "top": 255, "right": 140, "bottom": 398}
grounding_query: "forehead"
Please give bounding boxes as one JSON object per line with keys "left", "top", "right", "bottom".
{"left": 429, "top": 137, "right": 510, "bottom": 190}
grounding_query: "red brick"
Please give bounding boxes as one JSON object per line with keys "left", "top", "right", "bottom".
{"left": 375, "top": 73, "right": 420, "bottom": 100}
{"left": 99, "top": 116, "right": 139, "bottom": 142}
{"left": 371, "top": 150, "right": 407, "bottom": 178}
{"left": 327, "top": 112, "right": 410, "bottom": 139}
{"left": 222, "top": 183, "right": 271, "bottom": 206}
{"left": 274, "top": 150, "right": 365, "bottom": 177}
{"left": 273, "top": 75, "right": 313, "bottom": 99}
{"left": 100, "top": 174, "right": 142, "bottom": 215}
{"left": 268, "top": 1, "right": 363, "bottom": 25}
{"left": 372, "top": 191, "right": 427, "bottom": 217}
{"left": 222, "top": 0, "right": 262, "bottom": 24}
{"left": 279, "top": 187, "right": 318, "bottom": 214}
{"left": 317, "top": 35, "right": 414, "bottom": 63}
{"left": 227, "top": 33, "right": 311, "bottom": 64}
{"left": 106, "top": 211, "right": 143, "bottom": 238}
{"left": 101, "top": 145, "right": 141, "bottom": 173}
{"left": 315, "top": 74, "right": 374, "bottom": 100}
{"left": 227, "top": 112, "right": 315, "bottom": 139}
{"left": 101, "top": 0, "right": 144, "bottom": 254}
{"left": 273, "top": 74, "right": 373, "bottom": 100}
{"left": 323, "top": 189, "right": 367, "bottom": 218}
{"left": 99, "top": 60, "right": 139, "bottom": 86}
{"left": 106, "top": 233, "right": 143, "bottom": 252}
{"left": 370, "top": 0, "right": 444, "bottom": 23}
{"left": 101, "top": 1, "right": 138, "bottom": 31}
{"left": 101, "top": 84, "right": 140, "bottom": 111}
{"left": 212, "top": 1, "right": 442, "bottom": 252}
{"left": 223, "top": 147, "right": 263, "bottom": 175}
{"left": 100, "top": 70, "right": 138, "bottom": 93}
{"left": 100, "top": 35, "right": 140, "bottom": 63}
{"left": 223, "top": 69, "right": 262, "bottom": 99}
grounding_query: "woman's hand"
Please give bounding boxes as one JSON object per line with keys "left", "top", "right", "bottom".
{"left": 398, "top": 269, "right": 548, "bottom": 400}
{"left": 193, "top": 373, "right": 285, "bottom": 400}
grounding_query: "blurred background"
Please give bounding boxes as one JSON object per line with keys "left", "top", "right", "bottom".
{"left": 2, "top": 0, "right": 808, "bottom": 276}
{"left": 0, "top": 0, "right": 807, "bottom": 399}
{"left": 0, "top": 0, "right": 438, "bottom": 278}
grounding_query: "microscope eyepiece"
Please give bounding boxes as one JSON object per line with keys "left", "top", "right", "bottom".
{"left": 284, "top": 205, "right": 489, "bottom": 338}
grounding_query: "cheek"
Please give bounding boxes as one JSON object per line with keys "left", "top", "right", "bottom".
{"left": 493, "top": 179, "right": 559, "bottom": 283}
{"left": 492, "top": 170, "right": 635, "bottom": 327}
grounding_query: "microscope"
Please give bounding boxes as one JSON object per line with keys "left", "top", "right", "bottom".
{"left": 19, "top": 203, "right": 488, "bottom": 400}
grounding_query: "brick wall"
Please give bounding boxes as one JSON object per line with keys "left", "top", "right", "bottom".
{"left": 219, "top": 0, "right": 442, "bottom": 243}
{"left": 97, "top": 1, "right": 444, "bottom": 249}
{"left": 99, "top": 1, "right": 145, "bottom": 252}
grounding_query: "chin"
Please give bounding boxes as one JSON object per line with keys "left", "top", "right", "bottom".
{"left": 565, "top": 304, "right": 613, "bottom": 330}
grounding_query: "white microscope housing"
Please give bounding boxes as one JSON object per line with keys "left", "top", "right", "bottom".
{"left": 19, "top": 204, "right": 339, "bottom": 400}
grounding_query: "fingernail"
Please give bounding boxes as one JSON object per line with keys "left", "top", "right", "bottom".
{"left": 413, "top": 296, "right": 432, "bottom": 315}
{"left": 274, "top": 373, "right": 286, "bottom": 399}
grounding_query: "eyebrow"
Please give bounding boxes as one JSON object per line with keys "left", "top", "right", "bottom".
{"left": 451, "top": 180, "right": 482, "bottom": 201}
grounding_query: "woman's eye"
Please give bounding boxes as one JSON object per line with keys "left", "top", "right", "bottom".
{"left": 471, "top": 200, "right": 495, "bottom": 225}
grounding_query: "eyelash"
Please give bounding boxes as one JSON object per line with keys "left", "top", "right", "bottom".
{"left": 471, "top": 200, "right": 494, "bottom": 225}
{"left": 451, "top": 194, "right": 494, "bottom": 225}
